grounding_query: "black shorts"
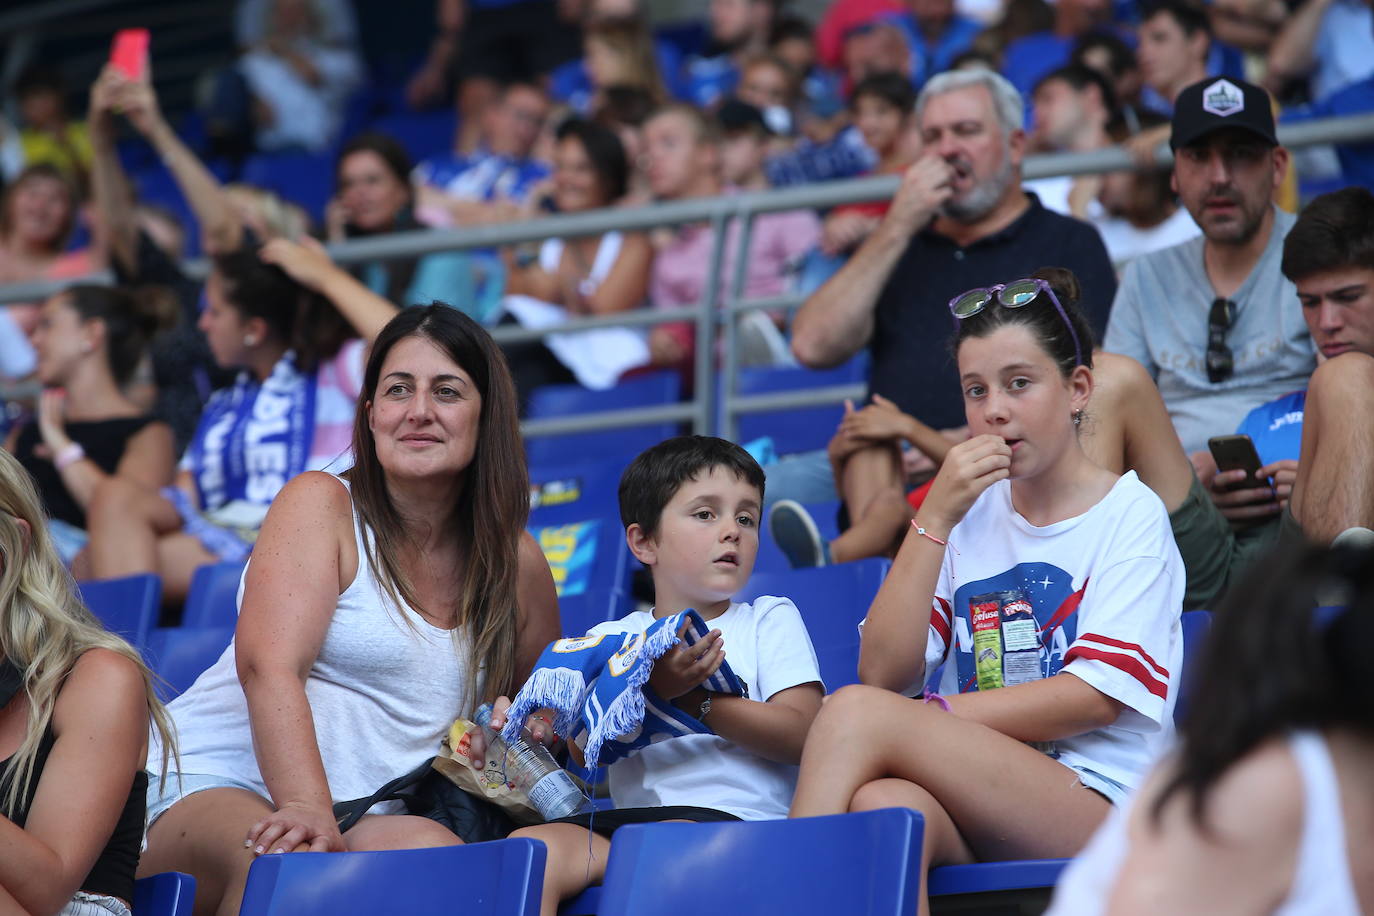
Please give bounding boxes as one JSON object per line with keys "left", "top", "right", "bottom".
{"left": 452, "top": 1, "right": 581, "bottom": 83}
{"left": 545, "top": 805, "right": 741, "bottom": 838}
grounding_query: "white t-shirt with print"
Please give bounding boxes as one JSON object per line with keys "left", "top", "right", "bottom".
{"left": 924, "top": 471, "right": 1184, "bottom": 792}
{"left": 585, "top": 597, "right": 822, "bottom": 821}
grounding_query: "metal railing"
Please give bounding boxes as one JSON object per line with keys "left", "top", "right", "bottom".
{"left": 5, "top": 111, "right": 1374, "bottom": 447}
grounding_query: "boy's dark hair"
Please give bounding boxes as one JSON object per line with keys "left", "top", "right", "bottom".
{"left": 1070, "top": 32, "right": 1137, "bottom": 80}
{"left": 849, "top": 72, "right": 917, "bottom": 115}
{"left": 1281, "top": 187, "right": 1374, "bottom": 282}
{"left": 951, "top": 266, "right": 1098, "bottom": 376}
{"left": 14, "top": 64, "right": 65, "bottom": 101}
{"left": 1144, "top": 0, "right": 1212, "bottom": 40}
{"left": 770, "top": 14, "right": 814, "bottom": 47}
{"left": 619, "top": 436, "right": 766, "bottom": 538}
{"left": 1033, "top": 64, "right": 1119, "bottom": 120}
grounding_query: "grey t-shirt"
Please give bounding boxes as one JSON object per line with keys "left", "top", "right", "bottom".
{"left": 1104, "top": 206, "right": 1316, "bottom": 454}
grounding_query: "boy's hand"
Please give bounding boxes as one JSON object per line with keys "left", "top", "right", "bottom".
{"left": 649, "top": 623, "right": 724, "bottom": 700}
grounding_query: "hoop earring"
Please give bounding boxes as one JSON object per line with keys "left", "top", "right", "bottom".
{"left": 1072, "top": 409, "right": 1083, "bottom": 428}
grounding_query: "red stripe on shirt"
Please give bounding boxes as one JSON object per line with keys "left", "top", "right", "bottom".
{"left": 1064, "top": 646, "right": 1169, "bottom": 700}
{"left": 1076, "top": 632, "right": 1169, "bottom": 679}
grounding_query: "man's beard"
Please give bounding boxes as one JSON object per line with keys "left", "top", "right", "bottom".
{"left": 942, "top": 155, "right": 1016, "bottom": 224}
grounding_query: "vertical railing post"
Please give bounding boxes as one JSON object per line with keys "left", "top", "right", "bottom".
{"left": 720, "top": 199, "right": 756, "bottom": 444}
{"left": 694, "top": 212, "right": 730, "bottom": 436}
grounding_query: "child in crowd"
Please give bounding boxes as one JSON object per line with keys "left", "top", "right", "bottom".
{"left": 498, "top": 436, "right": 824, "bottom": 916}
{"left": 0, "top": 448, "right": 176, "bottom": 916}
{"left": 789, "top": 268, "right": 1184, "bottom": 916}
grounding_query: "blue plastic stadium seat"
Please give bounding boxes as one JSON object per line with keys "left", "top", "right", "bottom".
{"left": 1175, "top": 609, "right": 1212, "bottom": 724}
{"left": 525, "top": 372, "right": 681, "bottom": 466}
{"left": 593, "top": 809, "right": 922, "bottom": 916}
{"left": 735, "top": 558, "right": 889, "bottom": 692}
{"left": 529, "top": 517, "right": 634, "bottom": 604}
{"left": 241, "top": 151, "right": 336, "bottom": 225}
{"left": 529, "top": 458, "right": 628, "bottom": 527}
{"left": 143, "top": 626, "right": 235, "bottom": 700}
{"left": 77, "top": 573, "right": 162, "bottom": 652}
{"left": 755, "top": 499, "right": 842, "bottom": 574}
{"left": 370, "top": 109, "right": 458, "bottom": 163}
{"left": 558, "top": 586, "right": 634, "bottom": 638}
{"left": 238, "top": 840, "right": 546, "bottom": 916}
{"left": 735, "top": 353, "right": 869, "bottom": 457}
{"left": 133, "top": 871, "right": 196, "bottom": 916}
{"left": 182, "top": 562, "right": 246, "bottom": 629}
{"left": 928, "top": 858, "right": 1070, "bottom": 898}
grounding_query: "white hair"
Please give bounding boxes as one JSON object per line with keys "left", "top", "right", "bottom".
{"left": 916, "top": 69, "right": 1025, "bottom": 136}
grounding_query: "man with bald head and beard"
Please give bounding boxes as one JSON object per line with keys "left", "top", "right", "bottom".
{"left": 771, "top": 69, "right": 1115, "bottom": 569}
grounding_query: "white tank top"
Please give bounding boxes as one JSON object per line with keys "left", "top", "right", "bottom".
{"left": 151, "top": 477, "right": 476, "bottom": 808}
{"left": 1048, "top": 731, "right": 1363, "bottom": 915}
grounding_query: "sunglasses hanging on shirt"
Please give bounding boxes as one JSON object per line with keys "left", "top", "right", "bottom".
{"left": 1207, "top": 297, "right": 1236, "bottom": 384}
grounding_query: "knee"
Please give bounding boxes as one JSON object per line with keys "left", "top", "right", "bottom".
{"left": 820, "top": 684, "right": 892, "bottom": 723}
{"left": 87, "top": 476, "right": 147, "bottom": 526}
{"left": 1308, "top": 351, "right": 1374, "bottom": 406}
{"left": 1091, "top": 351, "right": 1155, "bottom": 404}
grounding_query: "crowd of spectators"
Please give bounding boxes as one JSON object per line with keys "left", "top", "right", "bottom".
{"left": 3, "top": 0, "right": 1374, "bottom": 913}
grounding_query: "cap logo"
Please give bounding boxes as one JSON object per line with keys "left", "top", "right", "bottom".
{"left": 1202, "top": 79, "right": 1244, "bottom": 117}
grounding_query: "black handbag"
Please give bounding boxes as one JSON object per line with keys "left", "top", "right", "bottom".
{"left": 332, "top": 756, "right": 516, "bottom": 843}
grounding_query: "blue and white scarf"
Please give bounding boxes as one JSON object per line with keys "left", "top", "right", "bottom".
{"left": 185, "top": 350, "right": 317, "bottom": 513}
{"left": 503, "top": 609, "right": 748, "bottom": 769}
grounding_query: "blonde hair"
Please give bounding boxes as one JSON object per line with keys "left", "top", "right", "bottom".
{"left": 0, "top": 450, "right": 177, "bottom": 815}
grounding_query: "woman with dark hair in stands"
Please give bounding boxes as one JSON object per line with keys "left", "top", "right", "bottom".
{"left": 6, "top": 284, "right": 179, "bottom": 563}
{"left": 79, "top": 239, "right": 398, "bottom": 603}
{"left": 0, "top": 446, "right": 177, "bottom": 916}
{"left": 789, "top": 268, "right": 1184, "bottom": 916}
{"left": 137, "top": 305, "right": 560, "bottom": 916}
{"left": 500, "top": 116, "right": 653, "bottom": 401}
{"left": 328, "top": 132, "right": 494, "bottom": 321}
{"left": 1050, "top": 540, "right": 1374, "bottom": 912}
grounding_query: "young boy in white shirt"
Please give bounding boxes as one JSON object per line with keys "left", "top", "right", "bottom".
{"left": 507, "top": 435, "right": 824, "bottom": 916}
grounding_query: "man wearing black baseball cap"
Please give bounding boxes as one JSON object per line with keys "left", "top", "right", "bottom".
{"left": 1104, "top": 75, "right": 1314, "bottom": 459}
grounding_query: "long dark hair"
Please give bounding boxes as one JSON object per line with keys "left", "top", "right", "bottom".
{"left": 63, "top": 284, "right": 179, "bottom": 386}
{"left": 1153, "top": 541, "right": 1374, "bottom": 829}
{"left": 951, "top": 266, "right": 1097, "bottom": 376}
{"left": 346, "top": 305, "right": 528, "bottom": 708}
{"left": 335, "top": 132, "right": 420, "bottom": 305}
{"left": 557, "top": 117, "right": 630, "bottom": 204}
{"left": 213, "top": 244, "right": 352, "bottom": 371}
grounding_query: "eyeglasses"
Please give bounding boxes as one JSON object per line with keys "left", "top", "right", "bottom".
{"left": 948, "top": 278, "right": 1084, "bottom": 367}
{"left": 1207, "top": 298, "right": 1235, "bottom": 383}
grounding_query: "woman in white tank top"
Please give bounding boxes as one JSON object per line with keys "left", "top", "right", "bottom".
{"left": 138, "top": 305, "right": 562, "bottom": 915}
{"left": 1049, "top": 541, "right": 1374, "bottom": 914}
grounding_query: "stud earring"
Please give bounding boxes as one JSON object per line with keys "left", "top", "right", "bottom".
{"left": 1072, "top": 409, "right": 1083, "bottom": 428}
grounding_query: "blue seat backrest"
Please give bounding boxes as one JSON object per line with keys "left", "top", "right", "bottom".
{"left": 133, "top": 871, "right": 196, "bottom": 916}
{"left": 241, "top": 151, "right": 336, "bottom": 224}
{"left": 144, "top": 626, "right": 235, "bottom": 701}
{"left": 558, "top": 586, "right": 635, "bottom": 639}
{"left": 734, "top": 558, "right": 890, "bottom": 692}
{"left": 525, "top": 372, "right": 681, "bottom": 466}
{"left": 182, "top": 562, "right": 247, "bottom": 629}
{"left": 77, "top": 573, "right": 162, "bottom": 652}
{"left": 927, "top": 859, "right": 1070, "bottom": 897}
{"left": 735, "top": 354, "right": 869, "bottom": 457}
{"left": 1176, "top": 609, "right": 1213, "bottom": 724}
{"left": 529, "top": 458, "right": 627, "bottom": 528}
{"left": 370, "top": 110, "right": 458, "bottom": 163}
{"left": 238, "top": 840, "right": 546, "bottom": 916}
{"left": 755, "top": 499, "right": 842, "bottom": 574}
{"left": 529, "top": 517, "right": 634, "bottom": 601}
{"left": 595, "top": 809, "right": 922, "bottom": 916}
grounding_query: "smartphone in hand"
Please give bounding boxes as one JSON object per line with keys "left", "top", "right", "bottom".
{"left": 1208, "top": 434, "right": 1269, "bottom": 493}
{"left": 110, "top": 28, "right": 150, "bottom": 81}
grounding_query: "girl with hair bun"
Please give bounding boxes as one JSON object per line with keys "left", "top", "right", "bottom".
{"left": 6, "top": 284, "right": 180, "bottom": 563}
{"left": 790, "top": 267, "right": 1185, "bottom": 916}
{"left": 0, "top": 447, "right": 177, "bottom": 916}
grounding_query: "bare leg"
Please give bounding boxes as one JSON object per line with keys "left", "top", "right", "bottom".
{"left": 138, "top": 787, "right": 275, "bottom": 916}
{"left": 84, "top": 478, "right": 184, "bottom": 580}
{"left": 345, "top": 814, "right": 463, "bottom": 850}
{"left": 1289, "top": 352, "right": 1374, "bottom": 541}
{"left": 791, "top": 685, "right": 1110, "bottom": 910}
{"left": 831, "top": 440, "right": 912, "bottom": 563}
{"left": 1082, "top": 352, "right": 1194, "bottom": 512}
{"left": 154, "top": 533, "right": 220, "bottom": 604}
{"left": 510, "top": 823, "right": 612, "bottom": 916}
{"left": 851, "top": 778, "right": 975, "bottom": 916}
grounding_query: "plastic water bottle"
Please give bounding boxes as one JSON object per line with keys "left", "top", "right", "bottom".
{"left": 474, "top": 705, "right": 591, "bottom": 820}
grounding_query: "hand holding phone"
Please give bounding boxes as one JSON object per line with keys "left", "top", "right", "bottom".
{"left": 109, "top": 29, "right": 150, "bottom": 81}
{"left": 1207, "top": 434, "right": 1280, "bottom": 522}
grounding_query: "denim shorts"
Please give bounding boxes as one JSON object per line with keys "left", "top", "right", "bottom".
{"left": 1065, "top": 764, "right": 1131, "bottom": 807}
{"left": 145, "top": 770, "right": 266, "bottom": 835}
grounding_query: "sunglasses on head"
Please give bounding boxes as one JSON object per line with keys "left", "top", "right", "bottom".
{"left": 948, "top": 278, "right": 1084, "bottom": 368}
{"left": 1207, "top": 297, "right": 1235, "bottom": 384}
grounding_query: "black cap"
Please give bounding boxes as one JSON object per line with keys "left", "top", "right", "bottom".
{"left": 717, "top": 98, "right": 774, "bottom": 136}
{"left": 1170, "top": 77, "right": 1278, "bottom": 150}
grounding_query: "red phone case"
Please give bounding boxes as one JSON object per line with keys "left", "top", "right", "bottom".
{"left": 110, "top": 29, "right": 150, "bottom": 81}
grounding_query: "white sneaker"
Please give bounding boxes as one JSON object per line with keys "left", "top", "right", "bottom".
{"left": 768, "top": 499, "right": 828, "bottom": 568}
{"left": 737, "top": 310, "right": 795, "bottom": 368}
